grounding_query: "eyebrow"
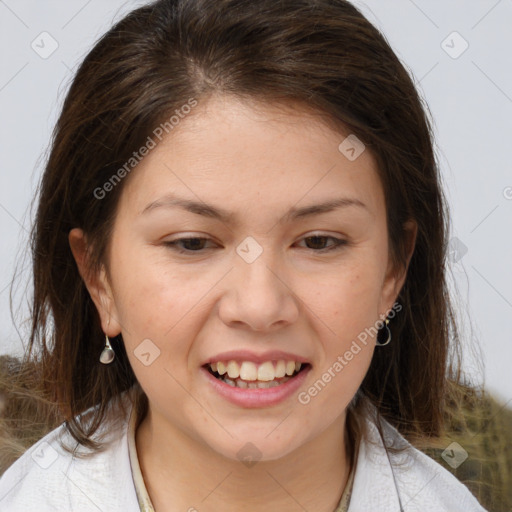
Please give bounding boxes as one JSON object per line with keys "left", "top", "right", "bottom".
{"left": 141, "top": 194, "right": 369, "bottom": 223}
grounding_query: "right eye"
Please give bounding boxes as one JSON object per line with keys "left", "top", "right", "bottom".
{"left": 163, "top": 237, "right": 218, "bottom": 254}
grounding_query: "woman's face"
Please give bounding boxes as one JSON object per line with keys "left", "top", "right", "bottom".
{"left": 73, "top": 95, "right": 414, "bottom": 462}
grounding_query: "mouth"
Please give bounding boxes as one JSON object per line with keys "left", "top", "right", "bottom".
{"left": 203, "top": 360, "right": 311, "bottom": 389}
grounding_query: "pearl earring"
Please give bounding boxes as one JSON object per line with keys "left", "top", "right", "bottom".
{"left": 100, "top": 334, "right": 116, "bottom": 364}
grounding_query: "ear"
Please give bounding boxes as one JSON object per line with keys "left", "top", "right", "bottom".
{"left": 68, "top": 228, "right": 122, "bottom": 337}
{"left": 379, "top": 219, "right": 417, "bottom": 316}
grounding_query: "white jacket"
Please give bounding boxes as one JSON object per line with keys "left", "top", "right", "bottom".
{"left": 0, "top": 396, "right": 488, "bottom": 511}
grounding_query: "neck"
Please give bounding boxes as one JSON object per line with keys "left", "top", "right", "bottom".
{"left": 135, "top": 407, "right": 353, "bottom": 512}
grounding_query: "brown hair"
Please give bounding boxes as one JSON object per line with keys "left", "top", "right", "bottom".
{"left": 25, "top": 0, "right": 463, "bottom": 450}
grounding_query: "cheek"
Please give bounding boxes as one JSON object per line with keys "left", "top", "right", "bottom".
{"left": 107, "top": 245, "right": 180, "bottom": 343}
{"left": 299, "top": 257, "right": 383, "bottom": 335}
{"left": 303, "top": 270, "right": 377, "bottom": 409}
{"left": 110, "top": 261, "right": 201, "bottom": 401}
{"left": 115, "top": 274, "right": 175, "bottom": 335}
{"left": 109, "top": 246, "right": 219, "bottom": 371}
{"left": 297, "top": 334, "right": 374, "bottom": 433}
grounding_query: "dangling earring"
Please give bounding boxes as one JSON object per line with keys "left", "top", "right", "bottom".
{"left": 376, "top": 318, "right": 391, "bottom": 346}
{"left": 100, "top": 334, "right": 116, "bottom": 364}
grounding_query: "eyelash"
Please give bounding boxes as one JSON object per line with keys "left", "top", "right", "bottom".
{"left": 163, "top": 235, "right": 347, "bottom": 255}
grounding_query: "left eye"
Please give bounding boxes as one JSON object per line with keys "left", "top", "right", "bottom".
{"left": 295, "top": 235, "right": 347, "bottom": 252}
{"left": 164, "top": 235, "right": 346, "bottom": 254}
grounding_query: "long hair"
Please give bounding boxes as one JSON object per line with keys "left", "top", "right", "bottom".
{"left": 25, "top": 0, "right": 462, "bottom": 450}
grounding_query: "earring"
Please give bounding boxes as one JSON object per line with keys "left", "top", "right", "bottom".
{"left": 376, "top": 318, "right": 391, "bottom": 346}
{"left": 100, "top": 334, "right": 116, "bottom": 364}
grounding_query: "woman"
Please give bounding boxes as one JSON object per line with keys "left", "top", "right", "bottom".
{"left": 0, "top": 0, "right": 488, "bottom": 510}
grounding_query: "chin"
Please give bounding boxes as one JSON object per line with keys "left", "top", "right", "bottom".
{"left": 203, "top": 426, "right": 307, "bottom": 465}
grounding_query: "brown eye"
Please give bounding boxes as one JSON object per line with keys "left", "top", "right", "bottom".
{"left": 297, "top": 235, "right": 347, "bottom": 252}
{"left": 164, "top": 237, "right": 215, "bottom": 253}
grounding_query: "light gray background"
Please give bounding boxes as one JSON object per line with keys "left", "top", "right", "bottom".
{"left": 1, "top": 1, "right": 511, "bottom": 406}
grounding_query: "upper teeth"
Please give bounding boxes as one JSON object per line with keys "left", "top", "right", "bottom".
{"left": 210, "top": 360, "right": 302, "bottom": 381}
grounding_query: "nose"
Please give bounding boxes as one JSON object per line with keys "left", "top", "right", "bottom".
{"left": 218, "top": 249, "right": 299, "bottom": 332}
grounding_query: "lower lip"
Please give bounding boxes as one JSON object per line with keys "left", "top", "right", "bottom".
{"left": 200, "top": 365, "right": 312, "bottom": 408}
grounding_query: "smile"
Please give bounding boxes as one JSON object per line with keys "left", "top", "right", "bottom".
{"left": 206, "top": 360, "right": 306, "bottom": 389}
{"left": 201, "top": 358, "right": 312, "bottom": 407}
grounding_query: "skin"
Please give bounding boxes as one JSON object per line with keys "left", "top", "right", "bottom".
{"left": 70, "top": 94, "right": 416, "bottom": 511}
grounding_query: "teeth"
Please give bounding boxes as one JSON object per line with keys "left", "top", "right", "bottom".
{"left": 257, "top": 380, "right": 280, "bottom": 388}
{"left": 275, "top": 360, "right": 286, "bottom": 378}
{"left": 257, "top": 361, "right": 275, "bottom": 381}
{"left": 226, "top": 360, "right": 240, "bottom": 379}
{"left": 285, "top": 361, "right": 296, "bottom": 376}
{"left": 218, "top": 375, "right": 292, "bottom": 388}
{"left": 223, "top": 377, "right": 236, "bottom": 387}
{"left": 209, "top": 359, "right": 304, "bottom": 381}
{"left": 240, "top": 361, "right": 258, "bottom": 381}
{"left": 217, "top": 361, "right": 227, "bottom": 375}
{"left": 209, "top": 359, "right": 306, "bottom": 387}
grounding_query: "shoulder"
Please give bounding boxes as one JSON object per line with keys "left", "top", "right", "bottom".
{"left": 0, "top": 394, "right": 139, "bottom": 512}
{"left": 348, "top": 408, "right": 488, "bottom": 512}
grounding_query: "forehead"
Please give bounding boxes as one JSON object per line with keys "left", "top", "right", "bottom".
{"left": 119, "top": 95, "right": 384, "bottom": 221}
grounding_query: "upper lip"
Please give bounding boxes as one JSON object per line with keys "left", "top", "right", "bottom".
{"left": 202, "top": 349, "right": 310, "bottom": 366}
